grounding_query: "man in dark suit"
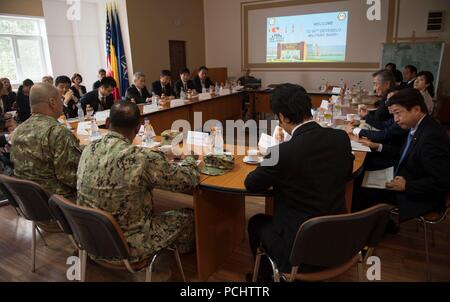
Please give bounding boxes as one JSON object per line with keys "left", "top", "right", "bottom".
{"left": 92, "top": 69, "right": 106, "bottom": 90}
{"left": 358, "top": 69, "right": 396, "bottom": 125}
{"left": 245, "top": 84, "right": 354, "bottom": 280}
{"left": 192, "top": 66, "right": 214, "bottom": 93}
{"left": 151, "top": 70, "right": 174, "bottom": 97}
{"left": 402, "top": 65, "right": 418, "bottom": 89}
{"left": 81, "top": 77, "right": 116, "bottom": 113}
{"left": 126, "top": 72, "right": 151, "bottom": 104}
{"left": 353, "top": 88, "right": 450, "bottom": 222}
{"left": 55, "top": 75, "right": 78, "bottom": 119}
{"left": 386, "top": 63, "right": 404, "bottom": 89}
{"left": 238, "top": 68, "right": 257, "bottom": 85}
{"left": 174, "top": 68, "right": 196, "bottom": 98}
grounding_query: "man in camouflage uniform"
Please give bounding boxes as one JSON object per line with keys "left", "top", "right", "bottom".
{"left": 11, "top": 83, "right": 82, "bottom": 200}
{"left": 77, "top": 102, "right": 199, "bottom": 261}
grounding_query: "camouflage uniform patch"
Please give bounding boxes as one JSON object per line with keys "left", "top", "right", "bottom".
{"left": 10, "top": 114, "right": 82, "bottom": 199}
{"left": 201, "top": 154, "right": 235, "bottom": 176}
{"left": 77, "top": 131, "right": 200, "bottom": 261}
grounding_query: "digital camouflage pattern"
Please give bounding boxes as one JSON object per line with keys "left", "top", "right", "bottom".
{"left": 161, "top": 130, "right": 182, "bottom": 146}
{"left": 11, "top": 114, "right": 82, "bottom": 199}
{"left": 201, "top": 154, "right": 235, "bottom": 176}
{"left": 77, "top": 131, "right": 200, "bottom": 261}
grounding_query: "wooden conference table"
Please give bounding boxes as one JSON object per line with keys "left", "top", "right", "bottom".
{"left": 75, "top": 92, "right": 368, "bottom": 281}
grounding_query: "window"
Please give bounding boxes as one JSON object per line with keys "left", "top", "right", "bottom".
{"left": 0, "top": 15, "right": 52, "bottom": 85}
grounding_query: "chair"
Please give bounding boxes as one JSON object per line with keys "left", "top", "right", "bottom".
{"left": 49, "top": 195, "right": 187, "bottom": 282}
{"left": 252, "top": 204, "right": 392, "bottom": 282}
{"left": 0, "top": 175, "right": 53, "bottom": 272}
{"left": 415, "top": 192, "right": 450, "bottom": 281}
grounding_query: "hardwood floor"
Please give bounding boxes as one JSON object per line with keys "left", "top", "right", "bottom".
{"left": 0, "top": 189, "right": 449, "bottom": 282}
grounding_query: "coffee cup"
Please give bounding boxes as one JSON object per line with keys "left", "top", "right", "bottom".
{"left": 247, "top": 149, "right": 259, "bottom": 162}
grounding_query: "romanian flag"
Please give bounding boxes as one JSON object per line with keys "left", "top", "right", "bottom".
{"left": 106, "top": 3, "right": 129, "bottom": 100}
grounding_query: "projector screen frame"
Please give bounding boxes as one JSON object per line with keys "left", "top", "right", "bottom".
{"left": 241, "top": 0, "right": 397, "bottom": 71}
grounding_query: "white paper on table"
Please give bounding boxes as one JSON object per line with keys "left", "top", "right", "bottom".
{"left": 187, "top": 131, "right": 210, "bottom": 146}
{"left": 219, "top": 89, "right": 231, "bottom": 96}
{"left": 331, "top": 87, "right": 342, "bottom": 95}
{"left": 258, "top": 133, "right": 279, "bottom": 155}
{"left": 272, "top": 126, "right": 292, "bottom": 142}
{"left": 143, "top": 104, "right": 159, "bottom": 114}
{"left": 6, "top": 111, "right": 16, "bottom": 117}
{"left": 351, "top": 140, "right": 372, "bottom": 152}
{"left": 320, "top": 100, "right": 330, "bottom": 110}
{"left": 95, "top": 110, "right": 110, "bottom": 123}
{"left": 362, "top": 167, "right": 394, "bottom": 189}
{"left": 170, "top": 99, "right": 185, "bottom": 108}
{"left": 331, "top": 95, "right": 340, "bottom": 102}
{"left": 139, "top": 141, "right": 161, "bottom": 149}
{"left": 234, "top": 86, "right": 244, "bottom": 91}
{"left": 198, "top": 93, "right": 212, "bottom": 101}
{"left": 76, "top": 121, "right": 91, "bottom": 135}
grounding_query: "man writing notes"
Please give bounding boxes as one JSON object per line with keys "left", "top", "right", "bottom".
{"left": 126, "top": 72, "right": 151, "bottom": 104}
{"left": 245, "top": 84, "right": 354, "bottom": 281}
{"left": 151, "top": 70, "right": 174, "bottom": 97}
{"left": 77, "top": 102, "right": 200, "bottom": 262}
{"left": 80, "top": 77, "right": 116, "bottom": 113}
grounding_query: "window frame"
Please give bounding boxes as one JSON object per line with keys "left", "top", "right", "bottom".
{"left": 0, "top": 14, "right": 52, "bottom": 85}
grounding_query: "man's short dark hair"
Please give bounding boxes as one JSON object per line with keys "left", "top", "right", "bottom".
{"left": 199, "top": 66, "right": 208, "bottom": 72}
{"left": 372, "top": 69, "right": 396, "bottom": 91}
{"left": 270, "top": 83, "right": 312, "bottom": 125}
{"left": 180, "top": 67, "right": 190, "bottom": 75}
{"left": 385, "top": 63, "right": 397, "bottom": 70}
{"left": 55, "top": 76, "right": 71, "bottom": 87}
{"left": 404, "top": 65, "right": 418, "bottom": 75}
{"left": 160, "top": 70, "right": 172, "bottom": 77}
{"left": 109, "top": 102, "right": 141, "bottom": 129}
{"left": 386, "top": 88, "right": 428, "bottom": 114}
{"left": 98, "top": 69, "right": 106, "bottom": 74}
{"left": 100, "top": 77, "right": 117, "bottom": 89}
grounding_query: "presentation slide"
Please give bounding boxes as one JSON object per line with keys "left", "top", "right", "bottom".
{"left": 266, "top": 11, "right": 349, "bottom": 63}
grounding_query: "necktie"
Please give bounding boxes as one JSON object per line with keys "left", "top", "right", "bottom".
{"left": 99, "top": 96, "right": 106, "bottom": 111}
{"left": 396, "top": 132, "right": 414, "bottom": 176}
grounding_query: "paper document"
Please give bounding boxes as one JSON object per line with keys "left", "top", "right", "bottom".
{"left": 351, "top": 141, "right": 372, "bottom": 152}
{"left": 362, "top": 167, "right": 394, "bottom": 189}
{"left": 76, "top": 122, "right": 91, "bottom": 136}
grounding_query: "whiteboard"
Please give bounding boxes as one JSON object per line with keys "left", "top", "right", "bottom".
{"left": 381, "top": 42, "right": 445, "bottom": 95}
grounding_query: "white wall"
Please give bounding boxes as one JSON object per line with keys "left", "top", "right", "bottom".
{"left": 42, "top": 0, "right": 132, "bottom": 89}
{"left": 204, "top": 0, "right": 450, "bottom": 94}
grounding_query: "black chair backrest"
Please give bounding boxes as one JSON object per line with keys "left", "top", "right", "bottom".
{"left": 48, "top": 195, "right": 73, "bottom": 236}
{"left": 0, "top": 175, "right": 52, "bottom": 222}
{"left": 49, "top": 195, "right": 130, "bottom": 260}
{"left": 290, "top": 204, "right": 392, "bottom": 268}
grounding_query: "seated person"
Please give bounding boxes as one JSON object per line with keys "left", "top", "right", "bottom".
{"left": 56, "top": 76, "right": 79, "bottom": 119}
{"left": 41, "top": 76, "right": 54, "bottom": 85}
{"left": 238, "top": 68, "right": 256, "bottom": 85}
{"left": 70, "top": 73, "right": 87, "bottom": 101}
{"left": 402, "top": 65, "right": 418, "bottom": 89}
{"left": 151, "top": 70, "right": 174, "bottom": 97}
{"left": 0, "top": 78, "right": 17, "bottom": 112}
{"left": 385, "top": 63, "right": 404, "bottom": 89}
{"left": 92, "top": 69, "right": 107, "bottom": 90}
{"left": 81, "top": 77, "right": 116, "bottom": 113}
{"left": 245, "top": 84, "right": 354, "bottom": 280}
{"left": 358, "top": 69, "right": 396, "bottom": 125}
{"left": 126, "top": 72, "right": 151, "bottom": 104}
{"left": 16, "top": 79, "right": 34, "bottom": 123}
{"left": 414, "top": 71, "right": 435, "bottom": 115}
{"left": 77, "top": 102, "right": 200, "bottom": 262}
{"left": 174, "top": 68, "right": 196, "bottom": 98}
{"left": 192, "top": 66, "right": 214, "bottom": 93}
{"left": 353, "top": 88, "right": 450, "bottom": 222}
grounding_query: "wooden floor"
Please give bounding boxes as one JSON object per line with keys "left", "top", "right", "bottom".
{"left": 0, "top": 189, "right": 449, "bottom": 282}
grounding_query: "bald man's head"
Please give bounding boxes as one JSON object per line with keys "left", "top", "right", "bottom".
{"left": 30, "top": 83, "right": 63, "bottom": 118}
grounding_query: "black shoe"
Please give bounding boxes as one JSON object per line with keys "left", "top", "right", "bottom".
{"left": 385, "top": 219, "right": 400, "bottom": 235}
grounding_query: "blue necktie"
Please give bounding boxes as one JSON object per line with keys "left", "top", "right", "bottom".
{"left": 396, "top": 132, "right": 414, "bottom": 176}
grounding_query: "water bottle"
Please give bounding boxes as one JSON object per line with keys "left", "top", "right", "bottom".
{"left": 339, "top": 78, "right": 345, "bottom": 89}
{"left": 90, "top": 119, "right": 101, "bottom": 141}
{"left": 180, "top": 90, "right": 186, "bottom": 100}
{"left": 142, "top": 119, "right": 155, "bottom": 147}
{"left": 320, "top": 79, "right": 326, "bottom": 92}
{"left": 215, "top": 82, "right": 220, "bottom": 95}
{"left": 77, "top": 103, "right": 84, "bottom": 122}
{"left": 213, "top": 124, "right": 224, "bottom": 155}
